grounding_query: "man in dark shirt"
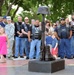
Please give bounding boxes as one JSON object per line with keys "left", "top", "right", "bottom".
{"left": 0, "top": 16, "right": 6, "bottom": 27}
{"left": 14, "top": 16, "right": 25, "bottom": 58}
{"left": 55, "top": 18, "right": 72, "bottom": 59}
{"left": 21, "top": 17, "right": 31, "bottom": 59}
{"left": 70, "top": 14, "right": 74, "bottom": 57}
{"left": 29, "top": 20, "right": 41, "bottom": 59}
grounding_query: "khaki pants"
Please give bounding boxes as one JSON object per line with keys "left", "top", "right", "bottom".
{"left": 7, "top": 40, "right": 14, "bottom": 57}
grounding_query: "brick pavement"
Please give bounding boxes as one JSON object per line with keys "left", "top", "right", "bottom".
{"left": 0, "top": 58, "right": 74, "bottom": 75}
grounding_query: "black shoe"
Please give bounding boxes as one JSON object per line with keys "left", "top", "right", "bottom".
{"left": 12, "top": 55, "right": 15, "bottom": 57}
{"left": 14, "top": 56, "right": 18, "bottom": 58}
{"left": 33, "top": 57, "right": 36, "bottom": 59}
{"left": 26, "top": 57, "right": 29, "bottom": 59}
{"left": 60, "top": 57, "right": 64, "bottom": 59}
{"left": 67, "top": 57, "right": 73, "bottom": 59}
{"left": 3, "top": 55, "right": 6, "bottom": 58}
{"left": 20, "top": 56, "right": 24, "bottom": 58}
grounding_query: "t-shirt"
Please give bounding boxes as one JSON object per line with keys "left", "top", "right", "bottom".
{"left": 15, "top": 22, "right": 22, "bottom": 37}
{"left": 0, "top": 22, "right": 5, "bottom": 27}
{"left": 30, "top": 25, "right": 41, "bottom": 39}
{"left": 55, "top": 25, "right": 71, "bottom": 38}
{"left": 60, "top": 25, "right": 68, "bottom": 38}
{"left": 45, "top": 36, "right": 53, "bottom": 45}
{"left": 52, "top": 38, "right": 58, "bottom": 48}
{"left": 21, "top": 23, "right": 30, "bottom": 38}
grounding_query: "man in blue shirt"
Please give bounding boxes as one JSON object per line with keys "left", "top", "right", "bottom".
{"left": 0, "top": 16, "right": 6, "bottom": 27}
{"left": 55, "top": 18, "right": 72, "bottom": 59}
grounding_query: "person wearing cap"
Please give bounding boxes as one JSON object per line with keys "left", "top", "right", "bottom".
{"left": 3, "top": 16, "right": 7, "bottom": 24}
{"left": 55, "top": 18, "right": 72, "bottom": 59}
{"left": 0, "top": 16, "right": 5, "bottom": 27}
{"left": 5, "top": 16, "right": 15, "bottom": 58}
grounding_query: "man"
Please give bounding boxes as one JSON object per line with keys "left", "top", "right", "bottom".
{"left": 3, "top": 16, "right": 7, "bottom": 24}
{"left": 0, "top": 16, "right": 5, "bottom": 27}
{"left": 21, "top": 17, "right": 30, "bottom": 59}
{"left": 31, "top": 19, "right": 35, "bottom": 26}
{"left": 55, "top": 18, "right": 72, "bottom": 59}
{"left": 5, "top": 16, "right": 15, "bottom": 58}
{"left": 14, "top": 16, "right": 24, "bottom": 58}
{"left": 29, "top": 20, "right": 41, "bottom": 59}
{"left": 70, "top": 14, "right": 74, "bottom": 57}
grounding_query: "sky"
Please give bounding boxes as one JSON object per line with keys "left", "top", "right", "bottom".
{"left": 12, "top": 5, "right": 23, "bottom": 15}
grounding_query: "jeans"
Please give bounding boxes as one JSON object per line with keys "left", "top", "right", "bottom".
{"left": 14, "top": 37, "right": 25, "bottom": 57}
{"left": 29, "top": 39, "right": 41, "bottom": 59}
{"left": 59, "top": 38, "right": 71, "bottom": 58}
{"left": 24, "top": 38, "right": 30, "bottom": 58}
{"left": 70, "top": 36, "right": 74, "bottom": 56}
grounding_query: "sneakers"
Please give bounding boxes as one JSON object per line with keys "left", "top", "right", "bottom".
{"left": 14, "top": 56, "right": 18, "bottom": 58}
{"left": 20, "top": 56, "right": 24, "bottom": 58}
{"left": 26, "top": 57, "right": 29, "bottom": 59}
{"left": 6, "top": 56, "right": 14, "bottom": 60}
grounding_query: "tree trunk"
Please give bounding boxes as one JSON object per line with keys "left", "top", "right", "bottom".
{"left": 12, "top": 6, "right": 19, "bottom": 20}
{"left": 5, "top": 0, "right": 9, "bottom": 10}
{"left": 0, "top": 0, "right": 5, "bottom": 16}
{"left": 6, "top": 0, "right": 16, "bottom": 16}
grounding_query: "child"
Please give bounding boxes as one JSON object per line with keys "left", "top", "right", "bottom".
{"left": 0, "top": 25, "right": 9, "bottom": 63}
{"left": 45, "top": 32, "right": 53, "bottom": 51}
{"left": 51, "top": 32, "right": 58, "bottom": 59}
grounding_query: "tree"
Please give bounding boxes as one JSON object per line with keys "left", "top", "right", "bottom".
{"left": 0, "top": 0, "right": 5, "bottom": 16}
{"left": 49, "top": 0, "right": 74, "bottom": 22}
{"left": 1, "top": 0, "right": 74, "bottom": 22}
{"left": 6, "top": 0, "right": 16, "bottom": 16}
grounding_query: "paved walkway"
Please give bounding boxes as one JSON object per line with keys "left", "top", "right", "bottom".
{"left": 0, "top": 58, "right": 74, "bottom": 75}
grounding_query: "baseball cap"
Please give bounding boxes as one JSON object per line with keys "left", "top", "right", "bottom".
{"left": 60, "top": 18, "right": 65, "bottom": 21}
{"left": 6, "top": 16, "right": 11, "bottom": 20}
{"left": 3, "top": 16, "right": 7, "bottom": 19}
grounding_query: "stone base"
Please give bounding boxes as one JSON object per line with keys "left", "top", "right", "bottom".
{"left": 28, "top": 59, "right": 65, "bottom": 73}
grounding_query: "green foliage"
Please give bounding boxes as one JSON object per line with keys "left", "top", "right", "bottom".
{"left": 13, "top": 15, "right": 18, "bottom": 22}
{"left": 1, "top": 0, "right": 74, "bottom": 22}
{"left": 2, "top": 4, "right": 7, "bottom": 16}
{"left": 50, "top": 0, "right": 74, "bottom": 22}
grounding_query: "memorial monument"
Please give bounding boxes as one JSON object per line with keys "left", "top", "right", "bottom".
{"left": 28, "top": 6, "right": 65, "bottom": 73}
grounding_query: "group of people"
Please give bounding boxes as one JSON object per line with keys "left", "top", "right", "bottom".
{"left": 45, "top": 14, "right": 74, "bottom": 59}
{"left": 0, "top": 16, "right": 42, "bottom": 62}
{"left": 0, "top": 14, "right": 74, "bottom": 63}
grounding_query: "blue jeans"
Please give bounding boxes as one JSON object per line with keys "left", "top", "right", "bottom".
{"left": 24, "top": 38, "right": 30, "bottom": 58}
{"left": 70, "top": 36, "right": 74, "bottom": 56}
{"left": 14, "top": 37, "right": 25, "bottom": 57}
{"left": 59, "top": 39, "right": 71, "bottom": 58}
{"left": 29, "top": 39, "right": 41, "bottom": 59}
{"left": 58, "top": 40, "right": 61, "bottom": 56}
